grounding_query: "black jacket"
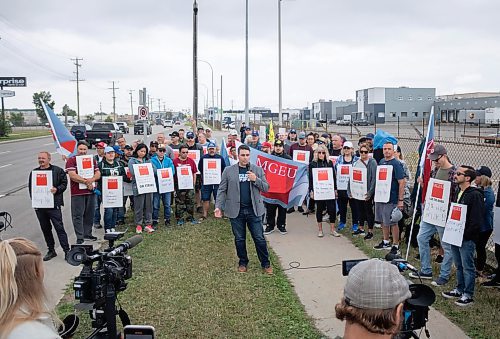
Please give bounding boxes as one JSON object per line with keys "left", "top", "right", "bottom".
{"left": 28, "top": 164, "right": 68, "bottom": 208}
{"left": 308, "top": 159, "right": 336, "bottom": 193}
{"left": 271, "top": 151, "right": 292, "bottom": 160}
{"left": 452, "top": 186, "right": 484, "bottom": 242}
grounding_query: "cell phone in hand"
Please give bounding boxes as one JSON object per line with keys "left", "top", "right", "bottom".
{"left": 123, "top": 325, "right": 155, "bottom": 339}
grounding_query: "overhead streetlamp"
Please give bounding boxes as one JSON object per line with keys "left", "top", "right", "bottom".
{"left": 198, "top": 59, "right": 215, "bottom": 127}
{"left": 193, "top": 0, "right": 199, "bottom": 130}
{"left": 278, "top": 0, "right": 282, "bottom": 127}
{"left": 244, "top": 0, "right": 249, "bottom": 125}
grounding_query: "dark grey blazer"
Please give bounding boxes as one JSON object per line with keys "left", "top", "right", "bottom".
{"left": 215, "top": 163, "right": 269, "bottom": 218}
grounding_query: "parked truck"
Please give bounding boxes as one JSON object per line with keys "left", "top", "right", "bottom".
{"left": 86, "top": 122, "right": 123, "bottom": 148}
{"left": 485, "top": 107, "right": 500, "bottom": 126}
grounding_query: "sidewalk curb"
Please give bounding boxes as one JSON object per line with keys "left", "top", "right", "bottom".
{"left": 0, "top": 135, "right": 51, "bottom": 145}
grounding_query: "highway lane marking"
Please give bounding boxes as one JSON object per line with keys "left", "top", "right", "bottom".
{"left": 0, "top": 164, "right": 13, "bottom": 169}
{"left": 0, "top": 151, "right": 12, "bottom": 155}
{"left": 0, "top": 195, "right": 5, "bottom": 199}
{"left": 50, "top": 152, "right": 58, "bottom": 155}
{"left": 43, "top": 142, "right": 54, "bottom": 146}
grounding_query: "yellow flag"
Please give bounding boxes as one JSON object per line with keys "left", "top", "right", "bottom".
{"left": 268, "top": 120, "right": 275, "bottom": 143}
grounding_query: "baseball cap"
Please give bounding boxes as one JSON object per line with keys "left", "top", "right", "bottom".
{"left": 112, "top": 145, "right": 124, "bottom": 155}
{"left": 186, "top": 131, "right": 195, "bottom": 139}
{"left": 157, "top": 143, "right": 166, "bottom": 150}
{"left": 96, "top": 142, "right": 106, "bottom": 148}
{"left": 262, "top": 141, "right": 272, "bottom": 148}
{"left": 428, "top": 144, "right": 447, "bottom": 161}
{"left": 343, "top": 141, "right": 354, "bottom": 148}
{"left": 104, "top": 146, "right": 115, "bottom": 153}
{"left": 298, "top": 132, "right": 306, "bottom": 139}
{"left": 197, "top": 126, "right": 204, "bottom": 131}
{"left": 317, "top": 137, "right": 327, "bottom": 145}
{"left": 207, "top": 142, "right": 216, "bottom": 148}
{"left": 150, "top": 141, "right": 159, "bottom": 147}
{"left": 289, "top": 129, "right": 297, "bottom": 134}
{"left": 476, "top": 166, "right": 492, "bottom": 178}
{"left": 274, "top": 140, "right": 284, "bottom": 146}
{"left": 170, "top": 131, "right": 179, "bottom": 137}
{"left": 230, "top": 129, "right": 238, "bottom": 136}
{"left": 321, "top": 133, "right": 329, "bottom": 138}
{"left": 344, "top": 259, "right": 411, "bottom": 309}
{"left": 124, "top": 144, "right": 133, "bottom": 150}
{"left": 205, "top": 128, "right": 212, "bottom": 132}
{"left": 391, "top": 207, "right": 403, "bottom": 223}
{"left": 245, "top": 127, "right": 251, "bottom": 131}
{"left": 251, "top": 130, "right": 259, "bottom": 137}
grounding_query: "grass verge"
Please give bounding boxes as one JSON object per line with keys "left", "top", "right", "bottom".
{"left": 0, "top": 129, "right": 51, "bottom": 141}
{"left": 343, "top": 221, "right": 499, "bottom": 339}
{"left": 57, "top": 218, "right": 322, "bottom": 338}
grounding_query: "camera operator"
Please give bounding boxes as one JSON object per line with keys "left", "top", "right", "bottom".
{"left": 335, "top": 259, "right": 411, "bottom": 338}
{"left": 0, "top": 238, "right": 62, "bottom": 339}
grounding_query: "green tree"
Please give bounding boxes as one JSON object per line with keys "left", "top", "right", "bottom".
{"left": 105, "top": 116, "right": 113, "bottom": 122}
{"left": 33, "top": 91, "right": 55, "bottom": 123}
{"left": 62, "top": 104, "right": 77, "bottom": 118}
{"left": 0, "top": 120, "right": 12, "bottom": 137}
{"left": 9, "top": 113, "right": 24, "bottom": 126}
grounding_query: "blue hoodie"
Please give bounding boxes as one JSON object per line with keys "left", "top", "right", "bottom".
{"left": 150, "top": 154, "right": 176, "bottom": 188}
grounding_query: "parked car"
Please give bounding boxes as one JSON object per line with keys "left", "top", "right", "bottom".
{"left": 134, "top": 120, "right": 153, "bottom": 135}
{"left": 115, "top": 122, "right": 130, "bottom": 134}
{"left": 86, "top": 122, "right": 123, "bottom": 148}
{"left": 484, "top": 132, "right": 500, "bottom": 144}
{"left": 163, "top": 120, "right": 174, "bottom": 128}
{"left": 337, "top": 120, "right": 352, "bottom": 126}
{"left": 174, "top": 120, "right": 181, "bottom": 125}
{"left": 352, "top": 119, "right": 371, "bottom": 126}
{"left": 70, "top": 124, "right": 91, "bottom": 142}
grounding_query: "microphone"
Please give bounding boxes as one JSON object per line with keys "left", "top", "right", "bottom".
{"left": 246, "top": 163, "right": 251, "bottom": 171}
{"left": 107, "top": 235, "right": 143, "bottom": 257}
{"left": 391, "top": 258, "right": 418, "bottom": 273}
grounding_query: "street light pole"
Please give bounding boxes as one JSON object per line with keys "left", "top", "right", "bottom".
{"left": 193, "top": 0, "right": 199, "bottom": 130}
{"left": 199, "top": 59, "right": 214, "bottom": 127}
{"left": 278, "top": 0, "right": 282, "bottom": 127}
{"left": 245, "top": 0, "right": 250, "bottom": 125}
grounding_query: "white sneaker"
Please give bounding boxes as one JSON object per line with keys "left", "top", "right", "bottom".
{"left": 318, "top": 231, "right": 324, "bottom": 238}
{"left": 374, "top": 222, "right": 382, "bottom": 228}
{"left": 330, "top": 231, "right": 341, "bottom": 237}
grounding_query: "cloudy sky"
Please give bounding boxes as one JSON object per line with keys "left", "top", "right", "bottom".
{"left": 1, "top": 0, "right": 499, "bottom": 117}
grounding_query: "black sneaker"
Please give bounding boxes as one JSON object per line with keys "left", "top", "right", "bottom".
{"left": 409, "top": 271, "right": 433, "bottom": 280}
{"left": 286, "top": 207, "right": 295, "bottom": 214}
{"left": 93, "top": 223, "right": 103, "bottom": 229}
{"left": 196, "top": 206, "right": 203, "bottom": 214}
{"left": 481, "top": 280, "right": 500, "bottom": 288}
{"left": 455, "top": 295, "right": 474, "bottom": 307}
{"left": 43, "top": 251, "right": 57, "bottom": 261}
{"left": 264, "top": 226, "right": 275, "bottom": 235}
{"left": 373, "top": 241, "right": 391, "bottom": 250}
{"left": 76, "top": 239, "right": 84, "bottom": 245}
{"left": 352, "top": 229, "right": 366, "bottom": 236}
{"left": 442, "top": 289, "right": 462, "bottom": 299}
{"left": 64, "top": 251, "right": 69, "bottom": 262}
{"left": 390, "top": 246, "right": 401, "bottom": 256}
{"left": 435, "top": 255, "right": 444, "bottom": 264}
{"left": 297, "top": 206, "right": 304, "bottom": 213}
{"left": 164, "top": 219, "right": 171, "bottom": 226}
{"left": 84, "top": 235, "right": 98, "bottom": 241}
{"left": 278, "top": 226, "right": 288, "bottom": 235}
{"left": 363, "top": 232, "right": 374, "bottom": 240}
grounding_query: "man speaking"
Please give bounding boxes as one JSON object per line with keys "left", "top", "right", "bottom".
{"left": 215, "top": 144, "right": 273, "bottom": 275}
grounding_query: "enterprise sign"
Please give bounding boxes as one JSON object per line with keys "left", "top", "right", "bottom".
{"left": 0, "top": 77, "right": 27, "bottom": 87}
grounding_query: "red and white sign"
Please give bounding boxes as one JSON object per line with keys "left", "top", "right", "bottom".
{"left": 173, "top": 149, "right": 180, "bottom": 159}
{"left": 157, "top": 168, "right": 175, "bottom": 193}
{"left": 76, "top": 155, "right": 95, "bottom": 190}
{"left": 312, "top": 167, "right": 335, "bottom": 200}
{"left": 203, "top": 158, "right": 221, "bottom": 185}
{"left": 123, "top": 167, "right": 133, "bottom": 196}
{"left": 103, "top": 176, "right": 123, "bottom": 208}
{"left": 442, "top": 203, "right": 467, "bottom": 247}
{"left": 293, "top": 150, "right": 310, "bottom": 164}
{"left": 374, "top": 165, "right": 393, "bottom": 203}
{"left": 422, "top": 178, "right": 451, "bottom": 227}
{"left": 336, "top": 164, "right": 351, "bottom": 190}
{"left": 177, "top": 165, "right": 194, "bottom": 190}
{"left": 31, "top": 170, "right": 54, "bottom": 208}
{"left": 138, "top": 105, "right": 149, "bottom": 120}
{"left": 350, "top": 167, "right": 367, "bottom": 200}
{"left": 133, "top": 163, "right": 157, "bottom": 194}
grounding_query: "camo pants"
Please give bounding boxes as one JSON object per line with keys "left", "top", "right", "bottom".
{"left": 175, "top": 189, "right": 195, "bottom": 221}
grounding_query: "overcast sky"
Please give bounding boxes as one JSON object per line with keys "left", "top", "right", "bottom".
{"left": 1, "top": 0, "right": 499, "bottom": 117}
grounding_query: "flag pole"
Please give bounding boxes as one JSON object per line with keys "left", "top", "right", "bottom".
{"left": 405, "top": 181, "right": 421, "bottom": 261}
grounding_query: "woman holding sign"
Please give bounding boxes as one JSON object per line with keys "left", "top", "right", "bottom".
{"left": 128, "top": 144, "right": 155, "bottom": 234}
{"left": 308, "top": 144, "right": 340, "bottom": 238}
{"left": 335, "top": 141, "right": 359, "bottom": 232}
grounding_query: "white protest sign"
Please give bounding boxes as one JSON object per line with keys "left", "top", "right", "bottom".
{"left": 123, "top": 167, "right": 133, "bottom": 196}
{"left": 103, "top": 176, "right": 123, "bottom": 208}
{"left": 76, "top": 155, "right": 94, "bottom": 189}
{"left": 336, "top": 164, "right": 351, "bottom": 190}
{"left": 133, "top": 163, "right": 157, "bottom": 194}
{"left": 31, "top": 170, "right": 54, "bottom": 208}
{"left": 157, "top": 168, "right": 175, "bottom": 193}
{"left": 187, "top": 150, "right": 201, "bottom": 173}
{"left": 203, "top": 158, "right": 221, "bottom": 185}
{"left": 493, "top": 207, "right": 500, "bottom": 245}
{"left": 177, "top": 166, "right": 194, "bottom": 190}
{"left": 259, "top": 126, "right": 267, "bottom": 142}
{"left": 173, "top": 149, "right": 180, "bottom": 159}
{"left": 293, "top": 150, "right": 310, "bottom": 164}
{"left": 312, "top": 167, "right": 335, "bottom": 200}
{"left": 278, "top": 127, "right": 286, "bottom": 136}
{"left": 374, "top": 165, "right": 393, "bottom": 203}
{"left": 442, "top": 203, "right": 467, "bottom": 247}
{"left": 350, "top": 167, "right": 367, "bottom": 200}
{"left": 422, "top": 178, "right": 451, "bottom": 227}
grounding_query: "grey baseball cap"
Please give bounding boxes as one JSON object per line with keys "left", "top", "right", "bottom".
{"left": 428, "top": 144, "right": 447, "bottom": 161}
{"left": 344, "top": 259, "right": 411, "bottom": 309}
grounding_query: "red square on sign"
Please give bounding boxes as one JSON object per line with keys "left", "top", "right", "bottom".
{"left": 187, "top": 152, "right": 197, "bottom": 160}
{"left": 181, "top": 167, "right": 189, "bottom": 176}
{"left": 318, "top": 170, "right": 329, "bottom": 181}
{"left": 341, "top": 166, "right": 349, "bottom": 175}
{"left": 138, "top": 166, "right": 149, "bottom": 176}
{"left": 161, "top": 170, "right": 170, "bottom": 179}
{"left": 431, "top": 183, "right": 444, "bottom": 199}
{"left": 353, "top": 170, "right": 362, "bottom": 181}
{"left": 451, "top": 206, "right": 462, "bottom": 221}
{"left": 36, "top": 174, "right": 48, "bottom": 186}
{"left": 207, "top": 161, "right": 217, "bottom": 169}
{"left": 82, "top": 157, "right": 92, "bottom": 169}
{"left": 107, "top": 179, "right": 118, "bottom": 190}
{"left": 297, "top": 152, "right": 306, "bottom": 161}
{"left": 379, "top": 168, "right": 387, "bottom": 180}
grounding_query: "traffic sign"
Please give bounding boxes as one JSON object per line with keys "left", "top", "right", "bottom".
{"left": 0, "top": 77, "right": 27, "bottom": 87}
{"left": 138, "top": 106, "right": 149, "bottom": 120}
{"left": 0, "top": 90, "right": 15, "bottom": 98}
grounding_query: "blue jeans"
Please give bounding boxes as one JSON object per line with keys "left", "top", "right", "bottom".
{"left": 230, "top": 207, "right": 270, "bottom": 268}
{"left": 93, "top": 194, "right": 102, "bottom": 225}
{"left": 104, "top": 207, "right": 118, "bottom": 230}
{"left": 153, "top": 192, "right": 172, "bottom": 222}
{"left": 416, "top": 220, "right": 453, "bottom": 280}
{"left": 451, "top": 240, "right": 476, "bottom": 297}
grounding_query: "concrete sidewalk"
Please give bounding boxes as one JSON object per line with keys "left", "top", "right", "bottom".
{"left": 266, "top": 212, "right": 469, "bottom": 339}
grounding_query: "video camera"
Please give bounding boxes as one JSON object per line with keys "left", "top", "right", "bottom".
{"left": 67, "top": 232, "right": 142, "bottom": 339}
{"left": 342, "top": 258, "right": 435, "bottom": 339}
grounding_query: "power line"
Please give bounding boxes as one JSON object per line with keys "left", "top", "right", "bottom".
{"left": 70, "top": 57, "right": 85, "bottom": 124}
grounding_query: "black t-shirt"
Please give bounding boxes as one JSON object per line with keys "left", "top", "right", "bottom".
{"left": 238, "top": 166, "right": 252, "bottom": 208}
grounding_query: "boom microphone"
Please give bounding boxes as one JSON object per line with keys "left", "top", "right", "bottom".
{"left": 107, "top": 235, "right": 143, "bottom": 257}
{"left": 391, "top": 258, "right": 418, "bottom": 273}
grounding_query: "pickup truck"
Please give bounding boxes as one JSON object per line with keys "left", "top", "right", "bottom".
{"left": 86, "top": 122, "right": 123, "bottom": 148}
{"left": 134, "top": 120, "right": 153, "bottom": 135}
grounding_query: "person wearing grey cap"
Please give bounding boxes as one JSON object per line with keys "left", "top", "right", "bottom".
{"left": 288, "top": 132, "right": 313, "bottom": 214}
{"left": 335, "top": 259, "right": 411, "bottom": 338}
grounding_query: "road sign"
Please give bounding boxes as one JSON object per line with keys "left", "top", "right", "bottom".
{"left": 0, "top": 77, "right": 27, "bottom": 87}
{"left": 138, "top": 106, "right": 149, "bottom": 120}
{"left": 0, "top": 90, "right": 15, "bottom": 98}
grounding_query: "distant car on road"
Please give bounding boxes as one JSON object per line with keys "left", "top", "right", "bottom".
{"left": 134, "top": 120, "right": 153, "bottom": 135}
{"left": 115, "top": 122, "right": 129, "bottom": 134}
{"left": 70, "top": 124, "right": 91, "bottom": 142}
{"left": 484, "top": 132, "right": 500, "bottom": 144}
{"left": 174, "top": 121, "right": 181, "bottom": 125}
{"left": 164, "top": 120, "right": 173, "bottom": 128}
{"left": 337, "top": 120, "right": 351, "bottom": 126}
{"left": 86, "top": 122, "right": 123, "bottom": 148}
{"left": 352, "top": 119, "right": 371, "bottom": 126}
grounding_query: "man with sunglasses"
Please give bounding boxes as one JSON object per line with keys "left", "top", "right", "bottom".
{"left": 151, "top": 143, "right": 175, "bottom": 227}
{"left": 186, "top": 131, "right": 204, "bottom": 214}
{"left": 173, "top": 145, "right": 199, "bottom": 225}
{"left": 411, "top": 145, "right": 458, "bottom": 287}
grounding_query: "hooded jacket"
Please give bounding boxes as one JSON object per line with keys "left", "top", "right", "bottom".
{"left": 308, "top": 159, "right": 337, "bottom": 193}
{"left": 452, "top": 186, "right": 484, "bottom": 242}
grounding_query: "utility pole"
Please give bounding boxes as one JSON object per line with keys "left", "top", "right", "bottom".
{"left": 244, "top": 0, "right": 249, "bottom": 125}
{"left": 193, "top": 0, "right": 199, "bottom": 130}
{"left": 108, "top": 81, "right": 119, "bottom": 122}
{"left": 99, "top": 102, "right": 103, "bottom": 121}
{"left": 70, "top": 57, "right": 84, "bottom": 124}
{"left": 278, "top": 0, "right": 283, "bottom": 126}
{"left": 128, "top": 90, "right": 135, "bottom": 117}
{"left": 220, "top": 74, "right": 223, "bottom": 123}
{"left": 158, "top": 98, "right": 161, "bottom": 118}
